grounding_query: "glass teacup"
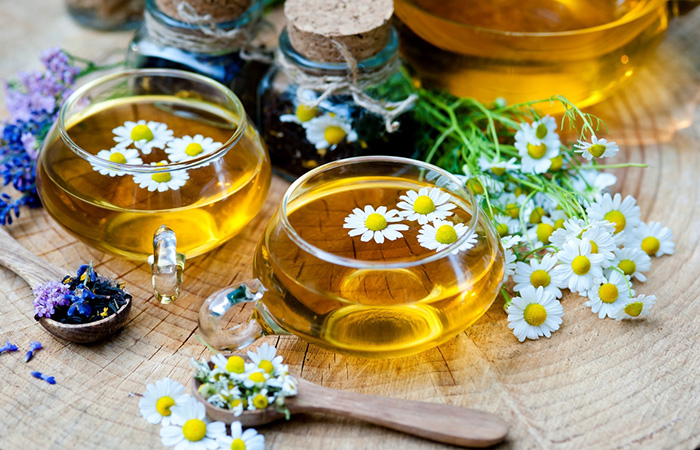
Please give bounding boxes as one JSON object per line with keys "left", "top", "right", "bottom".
{"left": 36, "top": 69, "right": 271, "bottom": 302}
{"left": 199, "top": 156, "right": 504, "bottom": 359}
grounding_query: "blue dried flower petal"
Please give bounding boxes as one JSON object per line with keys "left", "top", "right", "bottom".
{"left": 24, "top": 340, "right": 42, "bottom": 362}
{"left": 0, "top": 339, "right": 18, "bottom": 354}
{"left": 30, "top": 370, "right": 56, "bottom": 384}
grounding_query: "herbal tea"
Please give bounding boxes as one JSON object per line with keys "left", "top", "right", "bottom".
{"left": 37, "top": 96, "right": 270, "bottom": 260}
{"left": 254, "top": 178, "right": 504, "bottom": 358}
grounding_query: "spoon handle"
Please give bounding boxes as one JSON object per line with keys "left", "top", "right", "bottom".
{"left": 291, "top": 380, "right": 508, "bottom": 448}
{"left": 0, "top": 227, "right": 67, "bottom": 288}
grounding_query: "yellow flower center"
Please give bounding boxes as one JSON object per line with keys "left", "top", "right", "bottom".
{"left": 324, "top": 125, "right": 347, "bottom": 146}
{"left": 604, "top": 210, "right": 626, "bottom": 233}
{"left": 225, "top": 356, "right": 246, "bottom": 374}
{"left": 130, "top": 124, "right": 153, "bottom": 142}
{"left": 295, "top": 104, "right": 318, "bottom": 122}
{"left": 248, "top": 372, "right": 265, "bottom": 383}
{"left": 624, "top": 302, "right": 644, "bottom": 317}
{"left": 364, "top": 213, "right": 387, "bottom": 232}
{"left": 435, "top": 224, "right": 458, "bottom": 245}
{"left": 641, "top": 236, "right": 660, "bottom": 255}
{"left": 589, "top": 144, "right": 607, "bottom": 158}
{"left": 155, "top": 396, "right": 175, "bottom": 416}
{"left": 523, "top": 304, "right": 547, "bottom": 326}
{"left": 529, "top": 207, "right": 545, "bottom": 224}
{"left": 496, "top": 223, "right": 509, "bottom": 237}
{"left": 549, "top": 155, "right": 563, "bottom": 172}
{"left": 491, "top": 166, "right": 505, "bottom": 176}
{"left": 467, "top": 178, "right": 485, "bottom": 195}
{"left": 590, "top": 241, "right": 599, "bottom": 254}
{"left": 598, "top": 283, "right": 619, "bottom": 303}
{"left": 252, "top": 394, "right": 269, "bottom": 409}
{"left": 536, "top": 223, "right": 554, "bottom": 244}
{"left": 527, "top": 143, "right": 547, "bottom": 159}
{"left": 182, "top": 419, "right": 207, "bottom": 441}
{"left": 530, "top": 269, "right": 551, "bottom": 288}
{"left": 505, "top": 203, "right": 519, "bottom": 219}
{"left": 572, "top": 255, "right": 591, "bottom": 275}
{"left": 535, "top": 123, "right": 548, "bottom": 140}
{"left": 151, "top": 171, "right": 172, "bottom": 183}
{"left": 618, "top": 259, "right": 636, "bottom": 276}
{"left": 258, "top": 360, "right": 274, "bottom": 374}
{"left": 185, "top": 142, "right": 204, "bottom": 157}
{"left": 231, "top": 438, "right": 247, "bottom": 450}
{"left": 413, "top": 195, "right": 435, "bottom": 214}
{"left": 554, "top": 218, "right": 565, "bottom": 230}
{"left": 109, "top": 152, "right": 127, "bottom": 164}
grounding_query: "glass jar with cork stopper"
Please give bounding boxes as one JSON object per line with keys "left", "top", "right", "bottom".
{"left": 125, "top": 0, "right": 270, "bottom": 113}
{"left": 257, "top": 0, "right": 418, "bottom": 179}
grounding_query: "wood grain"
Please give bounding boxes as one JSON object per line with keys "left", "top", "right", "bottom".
{"left": 0, "top": 2, "right": 699, "bottom": 450}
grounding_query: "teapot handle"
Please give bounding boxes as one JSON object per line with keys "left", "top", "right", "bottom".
{"left": 148, "top": 225, "right": 185, "bottom": 304}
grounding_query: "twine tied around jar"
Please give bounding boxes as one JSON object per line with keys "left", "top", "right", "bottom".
{"left": 145, "top": 1, "right": 273, "bottom": 62}
{"left": 277, "top": 40, "right": 418, "bottom": 133}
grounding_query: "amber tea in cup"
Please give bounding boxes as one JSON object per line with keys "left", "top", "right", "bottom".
{"left": 199, "top": 157, "right": 504, "bottom": 359}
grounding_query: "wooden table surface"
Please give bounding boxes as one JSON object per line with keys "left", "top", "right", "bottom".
{"left": 1, "top": 2, "right": 699, "bottom": 449}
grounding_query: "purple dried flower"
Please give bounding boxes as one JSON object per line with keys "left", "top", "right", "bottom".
{"left": 0, "top": 339, "right": 18, "bottom": 354}
{"left": 30, "top": 370, "right": 56, "bottom": 385}
{"left": 24, "top": 340, "right": 43, "bottom": 362}
{"left": 33, "top": 280, "right": 71, "bottom": 318}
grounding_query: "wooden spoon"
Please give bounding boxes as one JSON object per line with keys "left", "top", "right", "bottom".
{"left": 0, "top": 227, "right": 131, "bottom": 343}
{"left": 191, "top": 365, "right": 508, "bottom": 448}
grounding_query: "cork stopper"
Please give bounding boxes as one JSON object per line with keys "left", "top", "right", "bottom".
{"left": 284, "top": 0, "right": 393, "bottom": 63}
{"left": 156, "top": 0, "right": 253, "bottom": 23}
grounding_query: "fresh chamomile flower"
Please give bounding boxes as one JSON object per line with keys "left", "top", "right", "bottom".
{"left": 210, "top": 354, "right": 252, "bottom": 380}
{"left": 549, "top": 218, "right": 588, "bottom": 249}
{"left": 302, "top": 113, "right": 358, "bottom": 150}
{"left": 133, "top": 161, "right": 189, "bottom": 192}
{"left": 507, "top": 285, "right": 564, "bottom": 342}
{"left": 165, "top": 134, "right": 222, "bottom": 162}
{"left": 496, "top": 192, "right": 528, "bottom": 220}
{"left": 501, "top": 234, "right": 522, "bottom": 250}
{"left": 477, "top": 156, "right": 520, "bottom": 176}
{"left": 246, "top": 388, "right": 274, "bottom": 411}
{"left": 493, "top": 213, "right": 522, "bottom": 238}
{"left": 93, "top": 147, "right": 142, "bottom": 177}
{"left": 581, "top": 223, "right": 617, "bottom": 267}
{"left": 574, "top": 135, "right": 620, "bottom": 160}
{"left": 280, "top": 103, "right": 319, "bottom": 125}
{"left": 417, "top": 220, "right": 477, "bottom": 254}
{"left": 514, "top": 117, "right": 561, "bottom": 174}
{"left": 343, "top": 205, "right": 409, "bottom": 244}
{"left": 571, "top": 170, "right": 617, "bottom": 200}
{"left": 242, "top": 370, "right": 269, "bottom": 389}
{"left": 530, "top": 115, "right": 561, "bottom": 149}
{"left": 513, "top": 254, "right": 564, "bottom": 299}
{"left": 397, "top": 187, "right": 456, "bottom": 225}
{"left": 160, "top": 398, "right": 226, "bottom": 450}
{"left": 525, "top": 216, "right": 558, "bottom": 249}
{"left": 612, "top": 247, "right": 651, "bottom": 282}
{"left": 217, "top": 422, "right": 265, "bottom": 450}
{"left": 551, "top": 239, "right": 605, "bottom": 294}
{"left": 584, "top": 270, "right": 634, "bottom": 319}
{"left": 614, "top": 294, "right": 656, "bottom": 320}
{"left": 586, "top": 193, "right": 641, "bottom": 236}
{"left": 112, "top": 120, "right": 173, "bottom": 154}
{"left": 139, "top": 378, "right": 191, "bottom": 426}
{"left": 247, "top": 342, "right": 285, "bottom": 377}
{"left": 503, "top": 247, "right": 517, "bottom": 283}
{"left": 627, "top": 221, "right": 675, "bottom": 257}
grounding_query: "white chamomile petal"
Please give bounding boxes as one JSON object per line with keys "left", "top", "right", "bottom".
{"left": 612, "top": 246, "right": 651, "bottom": 282}
{"left": 574, "top": 135, "right": 620, "bottom": 160}
{"left": 165, "top": 134, "right": 221, "bottom": 162}
{"left": 302, "top": 113, "right": 357, "bottom": 150}
{"left": 112, "top": 120, "right": 174, "bottom": 154}
{"left": 218, "top": 422, "right": 265, "bottom": 450}
{"left": 584, "top": 270, "right": 634, "bottom": 319}
{"left": 614, "top": 294, "right": 656, "bottom": 320}
{"left": 397, "top": 187, "right": 457, "bottom": 224}
{"left": 502, "top": 248, "right": 517, "bottom": 283}
{"left": 343, "top": 205, "right": 409, "bottom": 245}
{"left": 551, "top": 238, "right": 605, "bottom": 294}
{"left": 571, "top": 170, "right": 618, "bottom": 199}
{"left": 513, "top": 253, "right": 564, "bottom": 299}
{"left": 160, "top": 398, "right": 226, "bottom": 450}
{"left": 626, "top": 221, "right": 675, "bottom": 257}
{"left": 507, "top": 285, "right": 563, "bottom": 342}
{"left": 416, "top": 219, "right": 476, "bottom": 254}
{"left": 139, "top": 378, "right": 190, "bottom": 426}
{"left": 586, "top": 193, "right": 641, "bottom": 236}
{"left": 514, "top": 117, "right": 561, "bottom": 174}
{"left": 581, "top": 223, "right": 617, "bottom": 268}
{"left": 133, "top": 161, "right": 189, "bottom": 192}
{"left": 92, "top": 147, "right": 143, "bottom": 177}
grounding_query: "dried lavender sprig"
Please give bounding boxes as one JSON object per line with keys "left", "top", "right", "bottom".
{"left": 0, "top": 339, "right": 18, "bottom": 354}
{"left": 24, "top": 340, "right": 42, "bottom": 362}
{"left": 30, "top": 371, "right": 55, "bottom": 385}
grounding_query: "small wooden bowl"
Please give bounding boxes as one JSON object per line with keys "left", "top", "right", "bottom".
{"left": 39, "top": 297, "right": 132, "bottom": 344}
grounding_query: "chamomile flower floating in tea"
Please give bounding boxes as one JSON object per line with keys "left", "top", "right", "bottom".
{"left": 139, "top": 378, "right": 191, "bottom": 426}
{"left": 303, "top": 113, "right": 358, "bottom": 151}
{"left": 584, "top": 271, "right": 635, "bottom": 319}
{"left": 159, "top": 398, "right": 227, "bottom": 450}
{"left": 416, "top": 220, "right": 476, "bottom": 254}
{"left": 612, "top": 247, "right": 651, "bottom": 282}
{"left": 132, "top": 161, "right": 190, "bottom": 192}
{"left": 506, "top": 286, "right": 563, "bottom": 342}
{"left": 551, "top": 239, "right": 606, "bottom": 294}
{"left": 586, "top": 193, "right": 641, "bottom": 236}
{"left": 574, "top": 135, "right": 620, "bottom": 160}
{"left": 513, "top": 254, "right": 564, "bottom": 300}
{"left": 112, "top": 120, "right": 174, "bottom": 154}
{"left": 627, "top": 221, "right": 675, "bottom": 257}
{"left": 93, "top": 147, "right": 143, "bottom": 177}
{"left": 165, "top": 135, "right": 222, "bottom": 162}
{"left": 397, "top": 187, "right": 456, "bottom": 225}
{"left": 217, "top": 422, "right": 265, "bottom": 450}
{"left": 343, "top": 205, "right": 409, "bottom": 244}
{"left": 614, "top": 294, "right": 657, "bottom": 321}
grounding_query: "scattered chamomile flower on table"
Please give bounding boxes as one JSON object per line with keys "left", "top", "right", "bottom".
{"left": 574, "top": 135, "right": 619, "bottom": 160}
{"left": 93, "top": 147, "right": 143, "bottom": 177}
{"left": 571, "top": 170, "right": 618, "bottom": 199}
{"left": 397, "top": 187, "right": 456, "bottom": 225}
{"left": 343, "top": 205, "right": 409, "bottom": 244}
{"left": 513, "top": 254, "right": 564, "bottom": 299}
{"left": 416, "top": 219, "right": 476, "bottom": 254}
{"left": 165, "top": 135, "right": 222, "bottom": 162}
{"left": 584, "top": 270, "right": 634, "bottom": 319}
{"left": 217, "top": 422, "right": 265, "bottom": 450}
{"left": 627, "top": 221, "right": 675, "bottom": 257}
{"left": 478, "top": 156, "right": 521, "bottom": 176}
{"left": 139, "top": 378, "right": 192, "bottom": 426}
{"left": 507, "top": 285, "right": 564, "bottom": 342}
{"left": 302, "top": 113, "right": 358, "bottom": 150}
{"left": 581, "top": 222, "right": 617, "bottom": 267}
{"left": 548, "top": 218, "right": 590, "bottom": 249}
{"left": 133, "top": 162, "right": 190, "bottom": 192}
{"left": 551, "top": 239, "right": 605, "bottom": 294}
{"left": 112, "top": 120, "right": 174, "bottom": 154}
{"left": 160, "top": 397, "right": 227, "bottom": 450}
{"left": 612, "top": 247, "right": 651, "bottom": 282}
{"left": 502, "top": 247, "right": 517, "bottom": 283}
{"left": 586, "top": 193, "right": 641, "bottom": 236}
{"left": 614, "top": 294, "right": 657, "bottom": 320}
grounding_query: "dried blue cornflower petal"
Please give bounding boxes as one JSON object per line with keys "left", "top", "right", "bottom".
{"left": 30, "top": 370, "right": 56, "bottom": 385}
{"left": 0, "top": 339, "right": 18, "bottom": 354}
{"left": 24, "top": 340, "right": 42, "bottom": 362}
